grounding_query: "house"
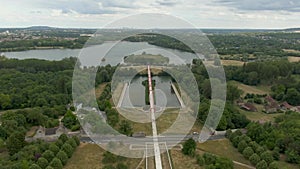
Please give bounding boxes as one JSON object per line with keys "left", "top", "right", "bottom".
{"left": 264, "top": 95, "right": 280, "bottom": 113}
{"left": 240, "top": 102, "right": 257, "bottom": 112}
{"left": 280, "top": 101, "right": 293, "bottom": 111}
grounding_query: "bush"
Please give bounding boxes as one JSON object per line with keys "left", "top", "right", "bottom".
{"left": 237, "top": 140, "right": 248, "bottom": 153}
{"left": 269, "top": 161, "right": 279, "bottom": 169}
{"left": 102, "top": 152, "right": 117, "bottom": 164}
{"left": 249, "top": 153, "right": 260, "bottom": 165}
{"left": 215, "top": 157, "right": 234, "bottom": 169}
{"left": 61, "top": 143, "right": 74, "bottom": 158}
{"left": 55, "top": 139, "right": 64, "bottom": 148}
{"left": 255, "top": 146, "right": 265, "bottom": 155}
{"left": 260, "top": 151, "right": 274, "bottom": 165}
{"left": 49, "top": 143, "right": 60, "bottom": 155}
{"left": 29, "top": 164, "right": 42, "bottom": 169}
{"left": 182, "top": 138, "right": 196, "bottom": 156}
{"left": 225, "top": 130, "right": 232, "bottom": 138}
{"left": 196, "top": 155, "right": 205, "bottom": 166}
{"left": 58, "top": 134, "right": 68, "bottom": 143}
{"left": 49, "top": 158, "right": 63, "bottom": 169}
{"left": 45, "top": 166, "right": 54, "bottom": 169}
{"left": 203, "top": 153, "right": 217, "bottom": 165}
{"left": 42, "top": 150, "right": 55, "bottom": 163}
{"left": 272, "top": 147, "right": 280, "bottom": 160}
{"left": 66, "top": 138, "right": 77, "bottom": 149}
{"left": 72, "top": 136, "right": 80, "bottom": 146}
{"left": 256, "top": 160, "right": 268, "bottom": 169}
{"left": 56, "top": 150, "right": 68, "bottom": 165}
{"left": 232, "top": 136, "right": 240, "bottom": 148}
{"left": 116, "top": 163, "right": 128, "bottom": 169}
{"left": 243, "top": 147, "right": 254, "bottom": 159}
{"left": 36, "top": 157, "right": 48, "bottom": 169}
{"left": 205, "top": 164, "right": 216, "bottom": 169}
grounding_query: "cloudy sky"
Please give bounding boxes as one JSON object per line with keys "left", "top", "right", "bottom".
{"left": 1, "top": 0, "right": 300, "bottom": 29}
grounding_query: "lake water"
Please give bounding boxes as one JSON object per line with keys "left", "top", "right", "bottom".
{"left": 121, "top": 76, "right": 180, "bottom": 107}
{"left": 3, "top": 41, "right": 200, "bottom": 66}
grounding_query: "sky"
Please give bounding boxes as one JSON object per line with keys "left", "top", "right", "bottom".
{"left": 1, "top": 0, "right": 300, "bottom": 29}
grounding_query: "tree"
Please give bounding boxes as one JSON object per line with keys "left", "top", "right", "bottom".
{"left": 49, "top": 158, "right": 63, "bottom": 169}
{"left": 119, "top": 120, "right": 133, "bottom": 136}
{"left": 215, "top": 157, "right": 234, "bottom": 169}
{"left": 0, "top": 93, "right": 11, "bottom": 109}
{"left": 196, "top": 155, "right": 205, "bottom": 166}
{"left": 260, "top": 151, "right": 273, "bottom": 165}
{"left": 238, "top": 140, "right": 248, "bottom": 153}
{"left": 227, "top": 84, "right": 242, "bottom": 103}
{"left": 45, "top": 166, "right": 54, "bottom": 169}
{"left": 182, "top": 138, "right": 196, "bottom": 156}
{"left": 6, "top": 132, "right": 25, "bottom": 155}
{"left": 203, "top": 153, "right": 217, "bottom": 165}
{"left": 56, "top": 150, "right": 68, "bottom": 165}
{"left": 42, "top": 150, "right": 55, "bottom": 163}
{"left": 58, "top": 134, "right": 68, "bottom": 143}
{"left": 243, "top": 147, "right": 254, "bottom": 159}
{"left": 249, "top": 153, "right": 260, "bottom": 165}
{"left": 29, "top": 164, "right": 42, "bottom": 169}
{"left": 66, "top": 138, "right": 77, "bottom": 149}
{"left": 116, "top": 163, "right": 128, "bottom": 169}
{"left": 55, "top": 139, "right": 64, "bottom": 148}
{"left": 256, "top": 160, "right": 268, "bottom": 169}
{"left": 71, "top": 136, "right": 80, "bottom": 146}
{"left": 269, "top": 161, "right": 279, "bottom": 169}
{"left": 37, "top": 157, "right": 49, "bottom": 169}
{"left": 61, "top": 143, "right": 74, "bottom": 158}
{"left": 49, "top": 143, "right": 60, "bottom": 155}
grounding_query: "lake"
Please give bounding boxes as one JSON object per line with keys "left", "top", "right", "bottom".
{"left": 3, "top": 41, "right": 200, "bottom": 66}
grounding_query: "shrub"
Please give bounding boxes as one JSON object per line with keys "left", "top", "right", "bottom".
{"left": 182, "top": 138, "right": 196, "bottom": 157}
{"left": 238, "top": 140, "right": 248, "bottom": 153}
{"left": 56, "top": 150, "right": 68, "bottom": 165}
{"left": 61, "top": 143, "right": 74, "bottom": 158}
{"left": 58, "top": 134, "right": 68, "bottom": 143}
{"left": 269, "top": 161, "right": 279, "bottom": 169}
{"left": 196, "top": 155, "right": 205, "bottom": 166}
{"left": 49, "top": 158, "right": 63, "bottom": 169}
{"left": 256, "top": 160, "right": 268, "bottom": 169}
{"left": 243, "top": 147, "right": 254, "bottom": 159}
{"left": 249, "top": 153, "right": 260, "bottom": 165}
{"left": 42, "top": 150, "right": 54, "bottom": 163}
{"left": 203, "top": 153, "right": 217, "bottom": 165}
{"left": 49, "top": 143, "right": 60, "bottom": 155}
{"left": 36, "top": 157, "right": 48, "bottom": 169}
{"left": 260, "top": 151, "right": 274, "bottom": 165}
{"left": 29, "top": 164, "right": 42, "bottom": 169}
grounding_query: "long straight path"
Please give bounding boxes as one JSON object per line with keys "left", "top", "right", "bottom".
{"left": 147, "top": 65, "right": 163, "bottom": 169}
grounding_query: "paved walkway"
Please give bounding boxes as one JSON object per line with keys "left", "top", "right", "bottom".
{"left": 148, "top": 65, "right": 163, "bottom": 169}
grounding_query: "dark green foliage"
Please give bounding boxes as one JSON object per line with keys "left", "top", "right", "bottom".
{"left": 256, "top": 160, "right": 268, "bottom": 169}
{"left": 37, "top": 157, "right": 48, "bottom": 169}
{"left": 215, "top": 157, "right": 234, "bottom": 169}
{"left": 182, "top": 138, "right": 196, "bottom": 156}
{"left": 58, "top": 134, "right": 68, "bottom": 143}
{"left": 7, "top": 132, "right": 25, "bottom": 155}
{"left": 249, "top": 153, "right": 261, "bottom": 165}
{"left": 260, "top": 151, "right": 274, "bottom": 165}
{"left": 61, "top": 143, "right": 73, "bottom": 158}
{"left": 242, "top": 147, "right": 254, "bottom": 159}
{"left": 49, "top": 157, "right": 63, "bottom": 169}
{"left": 42, "top": 150, "right": 55, "bottom": 163}
{"left": 196, "top": 154, "right": 205, "bottom": 166}
{"left": 119, "top": 120, "right": 133, "bottom": 136}
{"left": 66, "top": 138, "right": 77, "bottom": 149}
{"left": 55, "top": 140, "right": 64, "bottom": 148}
{"left": 269, "top": 161, "right": 279, "bottom": 169}
{"left": 56, "top": 151, "right": 68, "bottom": 165}
{"left": 203, "top": 153, "right": 217, "bottom": 165}
{"left": 61, "top": 110, "right": 80, "bottom": 131}
{"left": 49, "top": 144, "right": 60, "bottom": 155}
{"left": 102, "top": 152, "right": 117, "bottom": 164}
{"left": 71, "top": 136, "right": 80, "bottom": 146}
{"left": 116, "top": 163, "right": 128, "bottom": 169}
{"left": 29, "top": 164, "right": 42, "bottom": 169}
{"left": 237, "top": 140, "right": 248, "bottom": 153}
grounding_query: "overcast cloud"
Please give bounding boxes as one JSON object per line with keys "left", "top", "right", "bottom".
{"left": 0, "top": 0, "right": 299, "bottom": 28}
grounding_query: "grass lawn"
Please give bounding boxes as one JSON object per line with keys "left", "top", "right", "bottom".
{"left": 170, "top": 150, "right": 201, "bottom": 169}
{"left": 229, "top": 81, "right": 270, "bottom": 96}
{"left": 238, "top": 106, "right": 282, "bottom": 122}
{"left": 64, "top": 143, "right": 142, "bottom": 169}
{"left": 197, "top": 139, "right": 252, "bottom": 166}
{"left": 221, "top": 60, "right": 245, "bottom": 66}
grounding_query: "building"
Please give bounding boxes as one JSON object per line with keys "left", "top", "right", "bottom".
{"left": 240, "top": 102, "right": 258, "bottom": 112}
